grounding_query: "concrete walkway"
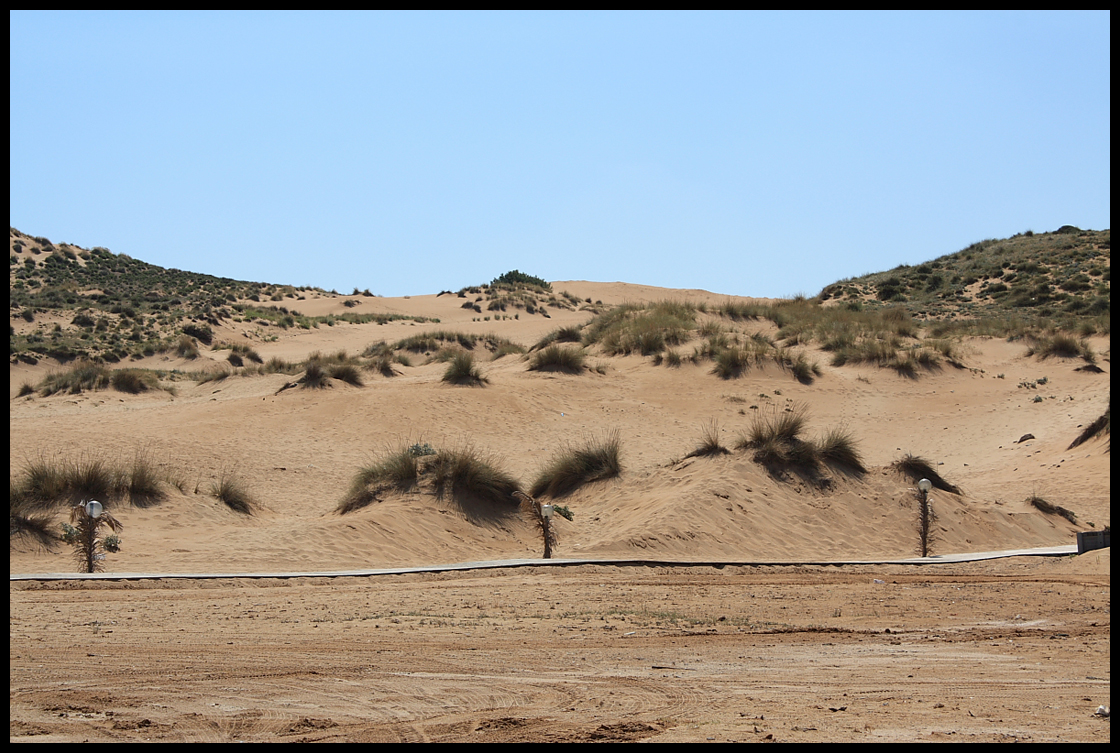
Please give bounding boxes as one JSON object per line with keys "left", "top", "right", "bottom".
{"left": 9, "top": 544, "right": 1080, "bottom": 582}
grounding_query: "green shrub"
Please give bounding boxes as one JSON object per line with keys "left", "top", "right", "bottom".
{"left": 530, "top": 431, "right": 622, "bottom": 498}
{"left": 490, "top": 270, "right": 551, "bottom": 291}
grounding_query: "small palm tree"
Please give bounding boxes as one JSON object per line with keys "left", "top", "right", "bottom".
{"left": 62, "top": 501, "right": 123, "bottom": 573}
{"left": 514, "top": 491, "right": 556, "bottom": 559}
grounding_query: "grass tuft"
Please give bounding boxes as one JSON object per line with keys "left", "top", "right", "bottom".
{"left": 529, "top": 344, "right": 585, "bottom": 373}
{"left": 209, "top": 472, "right": 255, "bottom": 515}
{"left": 300, "top": 360, "right": 330, "bottom": 388}
{"left": 442, "top": 352, "right": 488, "bottom": 386}
{"left": 38, "top": 361, "right": 111, "bottom": 396}
{"left": 337, "top": 446, "right": 421, "bottom": 514}
{"left": 110, "top": 368, "right": 159, "bottom": 394}
{"left": 1067, "top": 398, "right": 1110, "bottom": 450}
{"left": 1027, "top": 494, "right": 1078, "bottom": 523}
{"left": 891, "top": 453, "right": 961, "bottom": 494}
{"left": 430, "top": 446, "right": 520, "bottom": 507}
{"left": 530, "top": 431, "right": 622, "bottom": 498}
{"left": 684, "top": 420, "right": 730, "bottom": 458}
{"left": 815, "top": 427, "right": 867, "bottom": 474}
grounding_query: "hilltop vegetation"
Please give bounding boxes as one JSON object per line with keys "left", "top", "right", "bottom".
{"left": 9, "top": 228, "right": 435, "bottom": 364}
{"left": 10, "top": 226, "right": 1110, "bottom": 381}
{"left": 819, "top": 226, "right": 1109, "bottom": 324}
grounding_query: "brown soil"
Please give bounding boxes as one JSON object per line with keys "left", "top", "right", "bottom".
{"left": 9, "top": 554, "right": 1110, "bottom": 743}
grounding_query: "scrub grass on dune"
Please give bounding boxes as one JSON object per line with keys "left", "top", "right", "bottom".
{"left": 209, "top": 471, "right": 255, "bottom": 515}
{"left": 430, "top": 446, "right": 521, "bottom": 507}
{"left": 530, "top": 431, "right": 622, "bottom": 498}
{"left": 736, "top": 405, "right": 866, "bottom": 476}
{"left": 684, "top": 420, "right": 730, "bottom": 459}
{"left": 337, "top": 445, "right": 422, "bottom": 514}
{"left": 337, "top": 443, "right": 520, "bottom": 514}
{"left": 891, "top": 453, "right": 961, "bottom": 494}
{"left": 529, "top": 344, "right": 586, "bottom": 373}
{"left": 442, "top": 352, "right": 488, "bottom": 386}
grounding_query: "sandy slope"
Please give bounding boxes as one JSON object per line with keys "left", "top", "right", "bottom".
{"left": 9, "top": 282, "right": 1108, "bottom": 574}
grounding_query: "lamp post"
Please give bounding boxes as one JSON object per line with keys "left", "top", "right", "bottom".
{"left": 540, "top": 503, "right": 554, "bottom": 559}
{"left": 917, "top": 478, "right": 933, "bottom": 557}
{"left": 66, "top": 499, "right": 122, "bottom": 573}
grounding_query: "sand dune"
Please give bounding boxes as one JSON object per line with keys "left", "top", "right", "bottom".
{"left": 9, "top": 281, "right": 1109, "bottom": 574}
{"left": 9, "top": 280, "right": 1110, "bottom": 743}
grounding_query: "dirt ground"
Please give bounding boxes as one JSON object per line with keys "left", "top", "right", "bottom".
{"left": 9, "top": 553, "right": 1110, "bottom": 743}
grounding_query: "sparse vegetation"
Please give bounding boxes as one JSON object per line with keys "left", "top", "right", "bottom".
{"left": 684, "top": 420, "right": 730, "bottom": 458}
{"left": 1068, "top": 398, "right": 1110, "bottom": 450}
{"left": 530, "top": 431, "right": 622, "bottom": 498}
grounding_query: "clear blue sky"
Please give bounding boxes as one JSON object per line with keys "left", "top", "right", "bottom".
{"left": 10, "top": 11, "right": 1111, "bottom": 298}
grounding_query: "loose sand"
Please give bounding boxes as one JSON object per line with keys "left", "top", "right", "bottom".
{"left": 10, "top": 282, "right": 1110, "bottom": 742}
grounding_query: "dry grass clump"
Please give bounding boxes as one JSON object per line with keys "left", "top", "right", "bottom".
{"left": 9, "top": 488, "right": 58, "bottom": 548}
{"left": 110, "top": 368, "right": 161, "bottom": 394}
{"left": 1027, "top": 494, "right": 1078, "bottom": 524}
{"left": 9, "top": 452, "right": 171, "bottom": 539}
{"left": 583, "top": 300, "right": 696, "bottom": 356}
{"left": 890, "top": 453, "right": 961, "bottom": 494}
{"left": 529, "top": 344, "right": 586, "bottom": 373}
{"left": 1068, "top": 398, "right": 1110, "bottom": 450}
{"left": 684, "top": 420, "right": 730, "bottom": 458}
{"left": 442, "top": 352, "right": 488, "bottom": 386}
{"left": 338, "top": 442, "right": 518, "bottom": 514}
{"left": 814, "top": 427, "right": 867, "bottom": 473}
{"left": 736, "top": 405, "right": 865, "bottom": 475}
{"left": 1026, "top": 333, "right": 1096, "bottom": 363}
{"left": 37, "top": 361, "right": 111, "bottom": 396}
{"left": 300, "top": 360, "right": 330, "bottom": 388}
{"left": 174, "top": 335, "right": 200, "bottom": 359}
{"left": 209, "top": 471, "right": 255, "bottom": 515}
{"left": 337, "top": 445, "right": 422, "bottom": 514}
{"left": 430, "top": 446, "right": 521, "bottom": 508}
{"left": 328, "top": 363, "right": 364, "bottom": 386}
{"left": 531, "top": 325, "right": 584, "bottom": 351}
{"left": 530, "top": 431, "right": 622, "bottom": 498}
